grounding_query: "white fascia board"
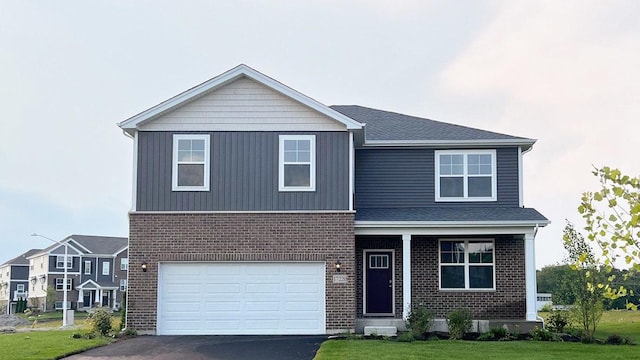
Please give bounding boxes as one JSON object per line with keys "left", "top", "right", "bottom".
{"left": 114, "top": 246, "right": 129, "bottom": 257}
{"left": 66, "top": 238, "right": 92, "bottom": 254}
{"left": 362, "top": 138, "right": 536, "bottom": 151}
{"left": 355, "top": 220, "right": 550, "bottom": 228}
{"left": 118, "top": 64, "right": 363, "bottom": 135}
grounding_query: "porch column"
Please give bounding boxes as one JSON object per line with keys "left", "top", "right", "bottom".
{"left": 78, "top": 289, "right": 83, "bottom": 309}
{"left": 524, "top": 232, "right": 537, "bottom": 321}
{"left": 112, "top": 290, "right": 117, "bottom": 309}
{"left": 402, "top": 234, "right": 411, "bottom": 320}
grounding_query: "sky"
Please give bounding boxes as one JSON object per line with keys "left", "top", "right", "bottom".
{"left": 1, "top": 0, "right": 639, "bottom": 268}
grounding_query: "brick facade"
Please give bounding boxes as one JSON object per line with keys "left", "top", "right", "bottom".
{"left": 355, "top": 235, "right": 526, "bottom": 320}
{"left": 127, "top": 212, "right": 355, "bottom": 333}
{"left": 412, "top": 235, "right": 526, "bottom": 319}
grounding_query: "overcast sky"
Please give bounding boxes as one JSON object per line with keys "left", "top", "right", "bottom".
{"left": 1, "top": 0, "right": 638, "bottom": 268}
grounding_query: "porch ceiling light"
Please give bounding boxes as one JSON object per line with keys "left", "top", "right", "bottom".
{"left": 335, "top": 259, "right": 342, "bottom": 272}
{"left": 141, "top": 261, "right": 148, "bottom": 272}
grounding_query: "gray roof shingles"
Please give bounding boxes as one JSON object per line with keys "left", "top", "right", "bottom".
{"left": 355, "top": 207, "right": 548, "bottom": 223}
{"left": 1, "top": 249, "right": 42, "bottom": 267}
{"left": 331, "top": 105, "right": 532, "bottom": 142}
{"left": 68, "top": 235, "right": 128, "bottom": 255}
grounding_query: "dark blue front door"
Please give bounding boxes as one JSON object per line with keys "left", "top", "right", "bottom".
{"left": 365, "top": 251, "right": 393, "bottom": 314}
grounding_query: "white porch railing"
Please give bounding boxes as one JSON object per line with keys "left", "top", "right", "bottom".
{"left": 13, "top": 291, "right": 28, "bottom": 301}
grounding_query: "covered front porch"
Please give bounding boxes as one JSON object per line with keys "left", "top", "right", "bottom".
{"left": 76, "top": 280, "right": 118, "bottom": 311}
{"left": 354, "top": 214, "right": 546, "bottom": 334}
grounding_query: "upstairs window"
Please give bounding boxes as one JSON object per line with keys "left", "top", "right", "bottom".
{"left": 435, "top": 150, "right": 496, "bottom": 201}
{"left": 56, "top": 255, "right": 72, "bottom": 269}
{"left": 102, "top": 261, "right": 110, "bottom": 276}
{"left": 121, "top": 258, "right": 128, "bottom": 271}
{"left": 172, "top": 134, "right": 210, "bottom": 191}
{"left": 84, "top": 261, "right": 92, "bottom": 275}
{"left": 279, "top": 135, "right": 316, "bottom": 191}
{"left": 439, "top": 240, "right": 495, "bottom": 290}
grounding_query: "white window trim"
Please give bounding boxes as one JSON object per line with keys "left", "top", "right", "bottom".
{"left": 121, "top": 258, "right": 128, "bottom": 271}
{"left": 56, "top": 255, "right": 72, "bottom": 269}
{"left": 102, "top": 261, "right": 110, "bottom": 276}
{"left": 278, "top": 134, "right": 316, "bottom": 192}
{"left": 16, "top": 284, "right": 25, "bottom": 292}
{"left": 55, "top": 278, "right": 72, "bottom": 291}
{"left": 435, "top": 149, "right": 497, "bottom": 202}
{"left": 84, "top": 261, "right": 92, "bottom": 275}
{"left": 172, "top": 134, "right": 210, "bottom": 191}
{"left": 438, "top": 239, "right": 496, "bottom": 291}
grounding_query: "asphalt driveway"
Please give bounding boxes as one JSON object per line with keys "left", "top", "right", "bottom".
{"left": 64, "top": 335, "right": 328, "bottom": 360}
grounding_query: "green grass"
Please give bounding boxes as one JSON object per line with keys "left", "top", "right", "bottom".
{"left": 0, "top": 330, "right": 111, "bottom": 360}
{"left": 315, "top": 310, "right": 640, "bottom": 360}
{"left": 314, "top": 340, "right": 639, "bottom": 360}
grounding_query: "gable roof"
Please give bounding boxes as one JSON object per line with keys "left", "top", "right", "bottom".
{"left": 0, "top": 249, "right": 42, "bottom": 267}
{"left": 29, "top": 234, "right": 128, "bottom": 258}
{"left": 118, "top": 64, "right": 363, "bottom": 135}
{"left": 331, "top": 105, "right": 536, "bottom": 150}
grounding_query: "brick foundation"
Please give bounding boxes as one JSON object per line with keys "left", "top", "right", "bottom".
{"left": 127, "top": 212, "right": 355, "bottom": 333}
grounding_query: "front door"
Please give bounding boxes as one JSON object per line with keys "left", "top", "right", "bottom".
{"left": 365, "top": 251, "right": 393, "bottom": 314}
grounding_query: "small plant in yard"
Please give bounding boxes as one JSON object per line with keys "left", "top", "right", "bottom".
{"left": 546, "top": 309, "right": 571, "bottom": 333}
{"left": 396, "top": 331, "right": 415, "bottom": 342}
{"left": 605, "top": 334, "right": 634, "bottom": 345}
{"left": 530, "top": 326, "right": 560, "bottom": 341}
{"left": 446, "top": 308, "right": 472, "bottom": 340}
{"left": 406, "top": 302, "right": 434, "bottom": 339}
{"left": 477, "top": 327, "right": 515, "bottom": 341}
{"left": 88, "top": 307, "right": 113, "bottom": 336}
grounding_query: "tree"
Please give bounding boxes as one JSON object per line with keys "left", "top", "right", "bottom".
{"left": 46, "top": 286, "right": 57, "bottom": 312}
{"left": 579, "top": 166, "right": 639, "bottom": 308}
{"left": 563, "top": 221, "right": 604, "bottom": 340}
{"left": 536, "top": 264, "right": 576, "bottom": 305}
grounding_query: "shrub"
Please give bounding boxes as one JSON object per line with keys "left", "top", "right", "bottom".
{"left": 477, "top": 327, "right": 516, "bottom": 341}
{"left": 446, "top": 308, "right": 472, "bottom": 340}
{"left": 530, "top": 326, "right": 559, "bottom": 341}
{"left": 605, "top": 334, "right": 634, "bottom": 345}
{"left": 88, "top": 307, "right": 113, "bottom": 336}
{"left": 406, "top": 303, "right": 434, "bottom": 339}
{"left": 539, "top": 303, "right": 552, "bottom": 312}
{"left": 547, "top": 309, "right": 571, "bottom": 333}
{"left": 396, "top": 332, "right": 415, "bottom": 342}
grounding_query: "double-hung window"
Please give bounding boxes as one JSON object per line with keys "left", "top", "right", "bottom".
{"left": 279, "top": 135, "right": 316, "bottom": 191}
{"left": 84, "top": 261, "right": 92, "bottom": 275}
{"left": 56, "top": 255, "right": 72, "bottom": 269}
{"left": 102, "top": 261, "right": 110, "bottom": 276}
{"left": 120, "top": 279, "right": 127, "bottom": 292}
{"left": 55, "top": 278, "right": 72, "bottom": 291}
{"left": 172, "top": 134, "right": 210, "bottom": 191}
{"left": 435, "top": 150, "right": 496, "bottom": 201}
{"left": 121, "top": 258, "right": 128, "bottom": 271}
{"left": 439, "top": 240, "right": 495, "bottom": 290}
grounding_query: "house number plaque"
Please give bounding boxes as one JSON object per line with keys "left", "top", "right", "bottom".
{"left": 332, "top": 274, "right": 347, "bottom": 284}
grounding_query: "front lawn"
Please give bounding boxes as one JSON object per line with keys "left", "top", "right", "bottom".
{"left": 315, "top": 310, "right": 640, "bottom": 360}
{"left": 314, "top": 340, "right": 638, "bottom": 360}
{"left": 0, "top": 330, "right": 111, "bottom": 360}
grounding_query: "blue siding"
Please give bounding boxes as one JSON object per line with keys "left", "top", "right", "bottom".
{"left": 97, "top": 258, "right": 113, "bottom": 283}
{"left": 136, "top": 132, "right": 350, "bottom": 211}
{"left": 355, "top": 147, "right": 520, "bottom": 208}
{"left": 81, "top": 258, "right": 97, "bottom": 283}
{"left": 10, "top": 265, "right": 28, "bottom": 280}
{"left": 48, "top": 256, "right": 80, "bottom": 273}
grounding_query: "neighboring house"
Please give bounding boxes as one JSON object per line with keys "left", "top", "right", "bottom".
{"left": 0, "top": 249, "right": 41, "bottom": 314}
{"left": 536, "top": 293, "right": 553, "bottom": 311}
{"left": 118, "top": 64, "right": 548, "bottom": 335}
{"left": 27, "top": 235, "right": 128, "bottom": 311}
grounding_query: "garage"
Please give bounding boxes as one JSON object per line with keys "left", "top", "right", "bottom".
{"left": 157, "top": 262, "right": 326, "bottom": 335}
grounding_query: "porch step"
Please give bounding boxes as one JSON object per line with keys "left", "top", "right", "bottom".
{"left": 364, "top": 326, "right": 397, "bottom": 337}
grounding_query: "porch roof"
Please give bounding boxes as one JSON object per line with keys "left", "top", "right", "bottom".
{"left": 354, "top": 207, "right": 548, "bottom": 224}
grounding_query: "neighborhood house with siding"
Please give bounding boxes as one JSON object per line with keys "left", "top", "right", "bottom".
{"left": 118, "top": 64, "right": 548, "bottom": 335}
{"left": 0, "top": 249, "right": 41, "bottom": 314}
{"left": 27, "top": 235, "right": 128, "bottom": 311}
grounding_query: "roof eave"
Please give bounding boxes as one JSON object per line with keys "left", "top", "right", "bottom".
{"left": 362, "top": 138, "right": 537, "bottom": 151}
{"left": 117, "top": 64, "right": 363, "bottom": 133}
{"left": 354, "top": 220, "right": 550, "bottom": 228}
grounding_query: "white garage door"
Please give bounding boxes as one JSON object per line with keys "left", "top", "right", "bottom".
{"left": 157, "top": 262, "right": 326, "bottom": 335}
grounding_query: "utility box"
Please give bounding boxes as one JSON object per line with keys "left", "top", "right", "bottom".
{"left": 66, "top": 310, "right": 74, "bottom": 326}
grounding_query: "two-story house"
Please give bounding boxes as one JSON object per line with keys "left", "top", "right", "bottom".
{"left": 27, "top": 235, "right": 128, "bottom": 311}
{"left": 118, "top": 64, "right": 548, "bottom": 335}
{"left": 0, "top": 249, "right": 41, "bottom": 314}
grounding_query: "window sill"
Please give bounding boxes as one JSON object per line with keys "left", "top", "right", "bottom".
{"left": 435, "top": 197, "right": 497, "bottom": 202}
{"left": 439, "top": 288, "right": 496, "bottom": 292}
